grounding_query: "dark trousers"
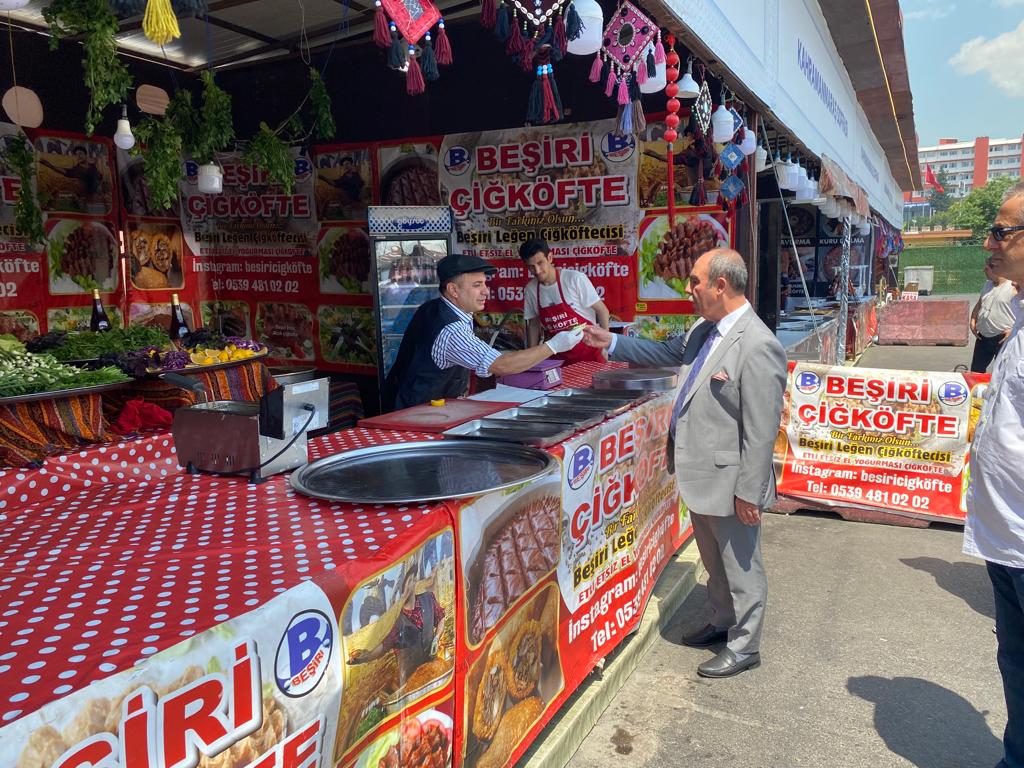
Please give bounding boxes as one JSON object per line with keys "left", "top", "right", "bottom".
{"left": 988, "top": 561, "right": 1024, "bottom": 767}
{"left": 972, "top": 333, "right": 1006, "bottom": 373}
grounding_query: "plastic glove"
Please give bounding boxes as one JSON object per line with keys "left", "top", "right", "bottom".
{"left": 545, "top": 327, "right": 585, "bottom": 354}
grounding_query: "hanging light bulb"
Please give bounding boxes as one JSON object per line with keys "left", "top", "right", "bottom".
{"left": 779, "top": 152, "right": 797, "bottom": 190}
{"left": 677, "top": 58, "right": 699, "bottom": 99}
{"left": 639, "top": 44, "right": 666, "bottom": 94}
{"left": 197, "top": 162, "right": 223, "bottom": 194}
{"left": 566, "top": 0, "right": 603, "bottom": 55}
{"left": 754, "top": 143, "right": 769, "bottom": 172}
{"left": 711, "top": 94, "right": 734, "bottom": 143}
{"left": 859, "top": 219, "right": 872, "bottom": 236}
{"left": 113, "top": 105, "right": 135, "bottom": 150}
{"left": 795, "top": 158, "right": 808, "bottom": 186}
{"left": 738, "top": 123, "right": 757, "bottom": 155}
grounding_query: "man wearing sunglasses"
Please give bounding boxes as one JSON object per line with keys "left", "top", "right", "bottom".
{"left": 964, "top": 181, "right": 1024, "bottom": 768}
{"left": 970, "top": 258, "right": 1016, "bottom": 372}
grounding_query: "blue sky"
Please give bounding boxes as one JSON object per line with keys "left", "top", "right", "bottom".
{"left": 901, "top": 0, "right": 1024, "bottom": 146}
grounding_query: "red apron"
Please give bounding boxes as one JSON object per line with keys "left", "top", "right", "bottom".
{"left": 536, "top": 269, "right": 605, "bottom": 363}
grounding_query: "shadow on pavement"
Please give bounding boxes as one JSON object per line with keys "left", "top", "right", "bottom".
{"left": 847, "top": 675, "right": 1002, "bottom": 768}
{"left": 660, "top": 583, "right": 710, "bottom": 645}
{"left": 900, "top": 556, "right": 995, "bottom": 620}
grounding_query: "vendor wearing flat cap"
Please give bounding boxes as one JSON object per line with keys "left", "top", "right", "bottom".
{"left": 381, "top": 253, "right": 585, "bottom": 412}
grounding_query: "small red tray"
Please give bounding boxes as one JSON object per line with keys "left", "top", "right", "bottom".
{"left": 359, "top": 399, "right": 517, "bottom": 433}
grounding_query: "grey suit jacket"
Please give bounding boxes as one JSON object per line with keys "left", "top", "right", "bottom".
{"left": 611, "top": 309, "right": 787, "bottom": 517}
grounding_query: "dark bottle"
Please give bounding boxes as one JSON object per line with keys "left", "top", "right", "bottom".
{"left": 168, "top": 293, "right": 190, "bottom": 342}
{"left": 90, "top": 289, "right": 112, "bottom": 332}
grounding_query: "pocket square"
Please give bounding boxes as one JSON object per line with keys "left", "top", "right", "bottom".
{"left": 711, "top": 370, "right": 730, "bottom": 382}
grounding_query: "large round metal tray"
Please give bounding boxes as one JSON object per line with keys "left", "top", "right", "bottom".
{"left": 290, "top": 440, "right": 556, "bottom": 504}
{"left": 591, "top": 367, "right": 679, "bottom": 392}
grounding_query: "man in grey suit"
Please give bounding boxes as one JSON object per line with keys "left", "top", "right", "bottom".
{"left": 584, "top": 248, "right": 787, "bottom": 678}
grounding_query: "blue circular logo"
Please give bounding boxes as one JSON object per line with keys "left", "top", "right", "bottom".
{"left": 937, "top": 381, "right": 968, "bottom": 407}
{"left": 444, "top": 145, "right": 472, "bottom": 176}
{"left": 275, "top": 609, "right": 333, "bottom": 697}
{"left": 600, "top": 132, "right": 636, "bottom": 163}
{"left": 568, "top": 444, "right": 595, "bottom": 489}
{"left": 795, "top": 371, "right": 822, "bottom": 395}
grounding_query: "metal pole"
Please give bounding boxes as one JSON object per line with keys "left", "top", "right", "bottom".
{"left": 836, "top": 215, "right": 852, "bottom": 364}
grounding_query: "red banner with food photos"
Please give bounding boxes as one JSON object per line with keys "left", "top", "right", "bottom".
{"left": 0, "top": 126, "right": 124, "bottom": 337}
{"left": 775, "top": 362, "right": 989, "bottom": 523}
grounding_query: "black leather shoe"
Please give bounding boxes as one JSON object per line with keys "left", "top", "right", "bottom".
{"left": 697, "top": 648, "right": 761, "bottom": 678}
{"left": 680, "top": 623, "right": 729, "bottom": 647}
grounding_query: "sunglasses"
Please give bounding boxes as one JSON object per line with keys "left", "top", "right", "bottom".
{"left": 989, "top": 225, "right": 1024, "bottom": 242}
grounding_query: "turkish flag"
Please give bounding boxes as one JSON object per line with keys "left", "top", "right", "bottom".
{"left": 924, "top": 164, "right": 945, "bottom": 194}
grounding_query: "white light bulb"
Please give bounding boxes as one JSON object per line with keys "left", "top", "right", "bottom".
{"left": 738, "top": 126, "right": 757, "bottom": 156}
{"left": 754, "top": 145, "right": 769, "bottom": 172}
{"left": 677, "top": 61, "right": 699, "bottom": 99}
{"left": 566, "top": 0, "right": 604, "bottom": 56}
{"left": 711, "top": 102, "right": 734, "bottom": 143}
{"left": 197, "top": 163, "right": 223, "bottom": 194}
{"left": 113, "top": 106, "right": 135, "bottom": 150}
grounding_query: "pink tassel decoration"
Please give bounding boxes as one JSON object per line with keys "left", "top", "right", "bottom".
{"left": 636, "top": 62, "right": 648, "bottom": 85}
{"left": 507, "top": 18, "right": 524, "bottom": 55}
{"left": 654, "top": 32, "right": 665, "bottom": 64}
{"left": 481, "top": 0, "right": 496, "bottom": 27}
{"left": 616, "top": 75, "right": 629, "bottom": 106}
{"left": 605, "top": 68, "right": 616, "bottom": 98}
{"left": 589, "top": 52, "right": 602, "bottom": 82}
{"left": 406, "top": 47, "right": 426, "bottom": 94}
{"left": 373, "top": 0, "right": 390, "bottom": 48}
{"left": 435, "top": 20, "right": 453, "bottom": 64}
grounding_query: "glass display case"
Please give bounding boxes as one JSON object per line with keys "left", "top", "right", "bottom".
{"left": 367, "top": 206, "right": 455, "bottom": 399}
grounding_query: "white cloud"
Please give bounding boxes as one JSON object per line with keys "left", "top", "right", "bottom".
{"left": 904, "top": 1, "right": 955, "bottom": 20}
{"left": 949, "top": 19, "right": 1024, "bottom": 97}
{"left": 996, "top": 0, "right": 1024, "bottom": 7}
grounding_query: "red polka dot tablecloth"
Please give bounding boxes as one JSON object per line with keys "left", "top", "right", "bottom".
{"left": 0, "top": 427, "right": 444, "bottom": 726}
{"left": 558, "top": 360, "right": 628, "bottom": 389}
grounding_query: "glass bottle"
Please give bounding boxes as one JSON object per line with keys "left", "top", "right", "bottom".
{"left": 90, "top": 289, "right": 112, "bottom": 332}
{"left": 168, "top": 293, "right": 190, "bottom": 342}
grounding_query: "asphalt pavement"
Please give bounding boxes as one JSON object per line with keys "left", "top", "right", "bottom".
{"left": 567, "top": 513, "right": 1004, "bottom": 768}
{"left": 567, "top": 318, "right": 1006, "bottom": 768}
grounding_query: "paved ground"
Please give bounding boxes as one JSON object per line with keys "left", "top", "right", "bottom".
{"left": 568, "top": 327, "right": 1006, "bottom": 768}
{"left": 567, "top": 513, "right": 1004, "bottom": 768}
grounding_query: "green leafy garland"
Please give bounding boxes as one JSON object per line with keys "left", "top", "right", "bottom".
{"left": 0, "top": 134, "right": 45, "bottom": 246}
{"left": 132, "top": 112, "right": 183, "bottom": 211}
{"left": 307, "top": 69, "right": 336, "bottom": 142}
{"left": 246, "top": 122, "right": 294, "bottom": 194}
{"left": 42, "top": 0, "right": 132, "bottom": 136}
{"left": 196, "top": 71, "right": 234, "bottom": 164}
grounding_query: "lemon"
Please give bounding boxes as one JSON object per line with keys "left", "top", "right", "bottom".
{"left": 189, "top": 351, "right": 207, "bottom": 365}
{"left": 217, "top": 352, "right": 229, "bottom": 362}
{"left": 203, "top": 356, "right": 215, "bottom": 365}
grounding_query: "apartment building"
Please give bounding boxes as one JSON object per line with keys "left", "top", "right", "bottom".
{"left": 904, "top": 135, "right": 1024, "bottom": 203}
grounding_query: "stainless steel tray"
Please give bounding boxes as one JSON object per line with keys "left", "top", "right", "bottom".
{"left": 513, "top": 395, "right": 631, "bottom": 418}
{"left": 444, "top": 419, "right": 575, "bottom": 448}
{"left": 0, "top": 380, "right": 128, "bottom": 406}
{"left": 546, "top": 387, "right": 644, "bottom": 404}
{"left": 592, "top": 367, "right": 679, "bottom": 392}
{"left": 497, "top": 405, "right": 605, "bottom": 429}
{"left": 289, "top": 440, "right": 556, "bottom": 503}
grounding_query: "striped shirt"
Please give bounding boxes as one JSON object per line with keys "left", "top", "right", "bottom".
{"left": 431, "top": 297, "right": 501, "bottom": 377}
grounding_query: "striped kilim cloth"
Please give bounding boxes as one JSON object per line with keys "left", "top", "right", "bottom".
{"left": 0, "top": 392, "right": 114, "bottom": 467}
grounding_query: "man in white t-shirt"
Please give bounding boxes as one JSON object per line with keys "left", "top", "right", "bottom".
{"left": 970, "top": 258, "right": 1017, "bottom": 372}
{"left": 521, "top": 239, "right": 609, "bottom": 363}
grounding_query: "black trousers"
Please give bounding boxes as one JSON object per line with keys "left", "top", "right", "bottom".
{"left": 971, "top": 333, "right": 1006, "bottom": 373}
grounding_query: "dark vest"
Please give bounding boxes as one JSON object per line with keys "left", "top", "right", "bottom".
{"left": 381, "top": 298, "right": 471, "bottom": 412}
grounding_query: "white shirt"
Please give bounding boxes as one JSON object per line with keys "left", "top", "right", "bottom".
{"left": 964, "top": 291, "right": 1024, "bottom": 567}
{"left": 608, "top": 302, "right": 749, "bottom": 356}
{"left": 976, "top": 279, "right": 1017, "bottom": 337}
{"left": 431, "top": 297, "right": 500, "bottom": 378}
{"left": 522, "top": 268, "right": 601, "bottom": 323}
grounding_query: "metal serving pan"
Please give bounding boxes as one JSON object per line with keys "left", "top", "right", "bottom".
{"left": 513, "top": 396, "right": 634, "bottom": 418}
{"left": 591, "top": 367, "right": 680, "bottom": 392}
{"left": 444, "top": 419, "right": 576, "bottom": 448}
{"left": 504, "top": 405, "right": 606, "bottom": 428}
{"left": 289, "top": 440, "right": 556, "bottom": 504}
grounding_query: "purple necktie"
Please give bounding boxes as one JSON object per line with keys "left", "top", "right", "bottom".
{"left": 670, "top": 324, "right": 718, "bottom": 435}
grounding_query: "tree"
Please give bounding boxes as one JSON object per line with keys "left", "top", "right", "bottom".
{"left": 946, "top": 176, "right": 1021, "bottom": 237}
{"left": 930, "top": 168, "right": 954, "bottom": 214}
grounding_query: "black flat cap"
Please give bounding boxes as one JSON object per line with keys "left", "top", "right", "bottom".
{"left": 436, "top": 253, "right": 497, "bottom": 282}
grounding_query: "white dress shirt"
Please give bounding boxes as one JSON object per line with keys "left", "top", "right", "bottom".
{"left": 964, "top": 290, "right": 1024, "bottom": 568}
{"left": 431, "top": 297, "right": 500, "bottom": 377}
{"left": 609, "top": 302, "right": 750, "bottom": 356}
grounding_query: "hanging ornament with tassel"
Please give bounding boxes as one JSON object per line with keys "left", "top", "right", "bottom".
{"left": 589, "top": 0, "right": 658, "bottom": 139}
{"left": 372, "top": 0, "right": 453, "bottom": 95}
{"left": 479, "top": 0, "right": 581, "bottom": 124}
{"left": 142, "top": 0, "right": 182, "bottom": 45}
